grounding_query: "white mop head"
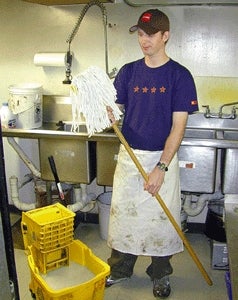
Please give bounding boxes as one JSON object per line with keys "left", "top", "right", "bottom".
{"left": 70, "top": 66, "right": 122, "bottom": 137}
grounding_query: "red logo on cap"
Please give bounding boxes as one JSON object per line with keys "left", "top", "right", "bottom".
{"left": 141, "top": 12, "right": 152, "bottom": 23}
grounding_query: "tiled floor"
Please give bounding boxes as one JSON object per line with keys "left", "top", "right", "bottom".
{"left": 14, "top": 222, "right": 229, "bottom": 300}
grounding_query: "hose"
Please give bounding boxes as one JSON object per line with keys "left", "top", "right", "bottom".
{"left": 66, "top": 0, "right": 109, "bottom": 75}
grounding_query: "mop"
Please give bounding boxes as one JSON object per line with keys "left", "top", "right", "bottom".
{"left": 71, "top": 66, "right": 122, "bottom": 136}
{"left": 70, "top": 66, "right": 213, "bottom": 286}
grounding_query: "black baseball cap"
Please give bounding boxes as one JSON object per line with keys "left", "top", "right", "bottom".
{"left": 129, "top": 9, "right": 170, "bottom": 35}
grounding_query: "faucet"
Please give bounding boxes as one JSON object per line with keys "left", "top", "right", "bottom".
{"left": 202, "top": 105, "right": 211, "bottom": 118}
{"left": 202, "top": 105, "right": 219, "bottom": 118}
{"left": 62, "top": 51, "right": 73, "bottom": 84}
{"left": 63, "top": 0, "right": 117, "bottom": 83}
{"left": 218, "top": 101, "right": 238, "bottom": 119}
{"left": 202, "top": 102, "right": 238, "bottom": 119}
{"left": 63, "top": 0, "right": 107, "bottom": 84}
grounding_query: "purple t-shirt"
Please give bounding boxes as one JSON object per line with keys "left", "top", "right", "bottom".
{"left": 114, "top": 58, "right": 198, "bottom": 151}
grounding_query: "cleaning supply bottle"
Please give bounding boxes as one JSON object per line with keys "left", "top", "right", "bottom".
{"left": 0, "top": 102, "right": 16, "bottom": 128}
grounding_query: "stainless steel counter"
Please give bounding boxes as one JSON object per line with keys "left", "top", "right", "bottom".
{"left": 1, "top": 123, "right": 118, "bottom": 142}
{"left": 3, "top": 122, "right": 238, "bottom": 149}
{"left": 2, "top": 121, "right": 238, "bottom": 296}
{"left": 225, "top": 197, "right": 238, "bottom": 299}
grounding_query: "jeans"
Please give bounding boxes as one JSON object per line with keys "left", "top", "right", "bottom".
{"left": 108, "top": 249, "right": 173, "bottom": 280}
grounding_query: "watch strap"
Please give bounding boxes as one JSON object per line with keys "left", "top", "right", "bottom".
{"left": 157, "top": 161, "right": 168, "bottom": 172}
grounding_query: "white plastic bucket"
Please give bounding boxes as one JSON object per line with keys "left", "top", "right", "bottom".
{"left": 8, "top": 83, "right": 42, "bottom": 129}
{"left": 97, "top": 192, "right": 112, "bottom": 240}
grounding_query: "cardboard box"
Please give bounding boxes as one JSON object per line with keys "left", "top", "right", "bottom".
{"left": 211, "top": 240, "right": 229, "bottom": 270}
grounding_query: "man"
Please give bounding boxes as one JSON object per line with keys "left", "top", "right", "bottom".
{"left": 106, "top": 9, "right": 198, "bottom": 298}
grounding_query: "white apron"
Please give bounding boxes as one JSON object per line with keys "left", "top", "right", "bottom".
{"left": 107, "top": 145, "right": 184, "bottom": 257}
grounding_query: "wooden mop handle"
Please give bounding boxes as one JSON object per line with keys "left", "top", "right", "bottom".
{"left": 112, "top": 124, "right": 213, "bottom": 286}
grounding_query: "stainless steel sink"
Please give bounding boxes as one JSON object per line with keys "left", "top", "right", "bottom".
{"left": 64, "top": 123, "right": 88, "bottom": 133}
{"left": 217, "top": 131, "right": 238, "bottom": 193}
{"left": 178, "top": 145, "right": 217, "bottom": 193}
{"left": 223, "top": 131, "right": 238, "bottom": 140}
{"left": 58, "top": 113, "right": 238, "bottom": 191}
{"left": 63, "top": 123, "right": 115, "bottom": 134}
{"left": 39, "top": 138, "right": 96, "bottom": 184}
{"left": 96, "top": 140, "right": 120, "bottom": 186}
{"left": 222, "top": 148, "right": 238, "bottom": 193}
{"left": 62, "top": 116, "right": 238, "bottom": 141}
{"left": 39, "top": 121, "right": 96, "bottom": 184}
{"left": 184, "top": 115, "right": 238, "bottom": 193}
{"left": 184, "top": 128, "right": 216, "bottom": 139}
{"left": 187, "top": 112, "right": 238, "bottom": 131}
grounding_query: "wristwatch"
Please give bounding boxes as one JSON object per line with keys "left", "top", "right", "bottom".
{"left": 156, "top": 161, "right": 168, "bottom": 172}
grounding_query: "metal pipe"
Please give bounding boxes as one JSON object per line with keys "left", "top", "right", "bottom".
{"left": 0, "top": 127, "right": 20, "bottom": 300}
{"left": 124, "top": 0, "right": 238, "bottom": 7}
{"left": 65, "top": 0, "right": 109, "bottom": 78}
{"left": 218, "top": 101, "right": 238, "bottom": 118}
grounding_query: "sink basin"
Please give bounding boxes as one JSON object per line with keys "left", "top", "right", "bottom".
{"left": 178, "top": 145, "right": 217, "bottom": 193}
{"left": 64, "top": 123, "right": 88, "bottom": 133}
{"left": 184, "top": 128, "right": 216, "bottom": 139}
{"left": 222, "top": 148, "right": 238, "bottom": 193}
{"left": 39, "top": 122, "right": 96, "bottom": 183}
{"left": 187, "top": 112, "right": 238, "bottom": 130}
{"left": 223, "top": 131, "right": 238, "bottom": 140}
{"left": 63, "top": 124, "right": 238, "bottom": 142}
{"left": 63, "top": 123, "right": 115, "bottom": 134}
{"left": 39, "top": 137, "right": 96, "bottom": 184}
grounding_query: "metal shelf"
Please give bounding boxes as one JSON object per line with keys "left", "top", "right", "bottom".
{"left": 22, "top": 0, "right": 113, "bottom": 5}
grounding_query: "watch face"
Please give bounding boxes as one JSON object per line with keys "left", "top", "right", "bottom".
{"left": 157, "top": 162, "right": 168, "bottom": 171}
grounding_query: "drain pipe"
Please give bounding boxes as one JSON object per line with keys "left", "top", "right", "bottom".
{"left": 7, "top": 137, "right": 41, "bottom": 210}
{"left": 67, "top": 184, "right": 84, "bottom": 212}
{"left": 9, "top": 176, "right": 36, "bottom": 211}
{"left": 183, "top": 191, "right": 224, "bottom": 217}
{"left": 7, "top": 137, "right": 41, "bottom": 178}
{"left": 67, "top": 183, "right": 96, "bottom": 212}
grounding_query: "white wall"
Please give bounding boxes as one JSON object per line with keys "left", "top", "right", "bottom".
{"left": 1, "top": 0, "right": 238, "bottom": 99}
{"left": 1, "top": 0, "right": 238, "bottom": 209}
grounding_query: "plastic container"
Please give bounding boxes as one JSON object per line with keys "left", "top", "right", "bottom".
{"left": 0, "top": 102, "right": 16, "bottom": 128}
{"left": 205, "top": 200, "right": 226, "bottom": 242}
{"left": 21, "top": 203, "right": 75, "bottom": 252}
{"left": 8, "top": 83, "right": 42, "bottom": 129}
{"left": 30, "top": 245, "right": 70, "bottom": 274}
{"left": 28, "top": 239, "right": 110, "bottom": 300}
{"left": 97, "top": 192, "right": 112, "bottom": 240}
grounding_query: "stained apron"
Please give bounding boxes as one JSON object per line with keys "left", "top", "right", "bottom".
{"left": 107, "top": 145, "right": 184, "bottom": 257}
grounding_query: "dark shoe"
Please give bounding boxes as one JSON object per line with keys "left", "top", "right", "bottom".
{"left": 153, "top": 276, "right": 171, "bottom": 298}
{"left": 105, "top": 275, "right": 129, "bottom": 287}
